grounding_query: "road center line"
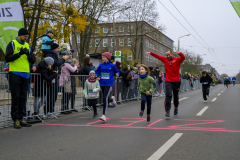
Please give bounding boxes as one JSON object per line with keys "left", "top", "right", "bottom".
{"left": 218, "top": 93, "right": 221, "bottom": 96}
{"left": 212, "top": 98, "right": 217, "bottom": 102}
{"left": 147, "top": 133, "right": 183, "bottom": 160}
{"left": 196, "top": 107, "right": 209, "bottom": 116}
{"left": 172, "top": 97, "right": 188, "bottom": 103}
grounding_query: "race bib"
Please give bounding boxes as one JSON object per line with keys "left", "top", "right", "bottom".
{"left": 101, "top": 73, "right": 110, "bottom": 79}
{"left": 88, "top": 89, "right": 96, "bottom": 96}
{"left": 203, "top": 82, "right": 207, "bottom": 84}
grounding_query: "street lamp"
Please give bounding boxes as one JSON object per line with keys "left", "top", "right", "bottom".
{"left": 178, "top": 34, "right": 190, "bottom": 51}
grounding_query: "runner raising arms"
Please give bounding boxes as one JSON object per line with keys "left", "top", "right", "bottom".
{"left": 145, "top": 50, "right": 185, "bottom": 117}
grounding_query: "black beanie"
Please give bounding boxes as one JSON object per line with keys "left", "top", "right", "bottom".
{"left": 18, "top": 28, "right": 29, "bottom": 36}
{"left": 51, "top": 43, "right": 59, "bottom": 50}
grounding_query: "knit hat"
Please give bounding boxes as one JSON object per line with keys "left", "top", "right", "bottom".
{"left": 133, "top": 67, "right": 138, "bottom": 72}
{"left": 46, "top": 28, "right": 53, "bottom": 34}
{"left": 116, "top": 61, "right": 121, "bottom": 66}
{"left": 51, "top": 43, "right": 59, "bottom": 50}
{"left": 44, "top": 57, "right": 54, "bottom": 65}
{"left": 89, "top": 70, "right": 95, "bottom": 75}
{"left": 155, "top": 67, "right": 159, "bottom": 69}
{"left": 60, "top": 43, "right": 67, "bottom": 49}
{"left": 102, "top": 52, "right": 111, "bottom": 61}
{"left": 18, "top": 28, "right": 29, "bottom": 36}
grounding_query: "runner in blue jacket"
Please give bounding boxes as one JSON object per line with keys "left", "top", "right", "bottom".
{"left": 96, "top": 52, "right": 119, "bottom": 121}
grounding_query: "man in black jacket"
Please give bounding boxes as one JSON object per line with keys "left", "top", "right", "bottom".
{"left": 200, "top": 71, "right": 212, "bottom": 103}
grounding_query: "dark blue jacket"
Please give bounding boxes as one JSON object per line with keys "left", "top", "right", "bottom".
{"left": 96, "top": 62, "right": 119, "bottom": 86}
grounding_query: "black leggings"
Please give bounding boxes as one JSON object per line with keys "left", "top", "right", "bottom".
{"left": 88, "top": 99, "right": 98, "bottom": 113}
{"left": 101, "top": 86, "right": 112, "bottom": 115}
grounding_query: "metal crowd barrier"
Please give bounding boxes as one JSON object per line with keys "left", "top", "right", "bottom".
{"left": 0, "top": 72, "right": 202, "bottom": 129}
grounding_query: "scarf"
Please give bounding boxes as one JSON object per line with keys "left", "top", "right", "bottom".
{"left": 16, "top": 37, "right": 25, "bottom": 45}
{"left": 88, "top": 77, "right": 96, "bottom": 82}
{"left": 139, "top": 73, "right": 148, "bottom": 79}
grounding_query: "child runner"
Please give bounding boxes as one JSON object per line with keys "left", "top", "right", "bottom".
{"left": 138, "top": 64, "right": 156, "bottom": 122}
{"left": 96, "top": 52, "right": 119, "bottom": 121}
{"left": 84, "top": 70, "right": 100, "bottom": 117}
{"left": 200, "top": 71, "right": 211, "bottom": 103}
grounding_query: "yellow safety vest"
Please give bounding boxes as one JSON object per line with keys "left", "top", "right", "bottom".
{"left": 9, "top": 39, "right": 30, "bottom": 73}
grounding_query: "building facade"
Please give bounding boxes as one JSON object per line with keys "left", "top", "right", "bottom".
{"left": 71, "top": 21, "right": 174, "bottom": 69}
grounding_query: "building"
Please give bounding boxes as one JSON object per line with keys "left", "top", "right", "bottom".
{"left": 72, "top": 21, "right": 174, "bottom": 69}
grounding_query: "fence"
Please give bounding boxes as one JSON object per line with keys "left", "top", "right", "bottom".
{"left": 0, "top": 72, "right": 201, "bottom": 129}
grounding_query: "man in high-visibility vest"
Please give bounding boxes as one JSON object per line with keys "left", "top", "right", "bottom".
{"left": 5, "top": 28, "right": 36, "bottom": 129}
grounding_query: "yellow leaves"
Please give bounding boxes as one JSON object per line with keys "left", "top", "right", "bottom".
{"left": 70, "top": 9, "right": 88, "bottom": 33}
{"left": 121, "top": 48, "right": 136, "bottom": 68}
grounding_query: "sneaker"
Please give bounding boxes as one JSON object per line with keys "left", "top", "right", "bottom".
{"left": 165, "top": 111, "right": 170, "bottom": 117}
{"left": 47, "top": 113, "right": 55, "bottom": 119}
{"left": 93, "top": 113, "right": 98, "bottom": 118}
{"left": 99, "top": 115, "right": 106, "bottom": 121}
{"left": 204, "top": 100, "right": 207, "bottom": 103}
{"left": 139, "top": 111, "right": 144, "bottom": 117}
{"left": 174, "top": 107, "right": 178, "bottom": 115}
{"left": 20, "top": 120, "right": 32, "bottom": 127}
{"left": 147, "top": 115, "right": 150, "bottom": 122}
{"left": 14, "top": 120, "right": 21, "bottom": 129}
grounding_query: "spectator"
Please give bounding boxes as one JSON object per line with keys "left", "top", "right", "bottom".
{"left": 79, "top": 56, "right": 92, "bottom": 76}
{"left": 121, "top": 66, "right": 132, "bottom": 101}
{"left": 59, "top": 57, "right": 78, "bottom": 114}
{"left": 134, "top": 62, "right": 139, "bottom": 68}
{"left": 182, "top": 72, "right": 190, "bottom": 80}
{"left": 41, "top": 28, "right": 57, "bottom": 59}
{"left": 5, "top": 28, "right": 36, "bottom": 129}
{"left": 129, "top": 67, "right": 139, "bottom": 100}
{"left": 32, "top": 57, "right": 57, "bottom": 118}
{"left": 3, "top": 61, "right": 10, "bottom": 92}
{"left": 43, "top": 43, "right": 70, "bottom": 118}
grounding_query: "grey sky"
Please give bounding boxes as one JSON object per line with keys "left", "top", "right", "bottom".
{"left": 155, "top": 0, "right": 240, "bottom": 76}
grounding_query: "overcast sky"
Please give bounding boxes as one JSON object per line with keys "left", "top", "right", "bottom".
{"left": 154, "top": 0, "right": 240, "bottom": 76}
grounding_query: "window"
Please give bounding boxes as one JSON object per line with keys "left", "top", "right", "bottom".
{"left": 103, "top": 39, "right": 108, "bottom": 47}
{"left": 119, "top": 38, "right": 124, "bottom": 46}
{"left": 89, "top": 40, "right": 92, "bottom": 47}
{"left": 119, "top": 26, "right": 124, "bottom": 32}
{"left": 77, "top": 35, "right": 80, "bottom": 43}
{"left": 128, "top": 25, "right": 133, "bottom": 32}
{"left": 103, "top": 27, "right": 108, "bottom": 33}
{"left": 95, "top": 28, "right": 100, "bottom": 33}
{"left": 111, "top": 39, "right": 116, "bottom": 47}
{"left": 127, "top": 53, "right": 132, "bottom": 60}
{"left": 128, "top": 38, "right": 132, "bottom": 46}
{"left": 95, "top": 39, "right": 100, "bottom": 47}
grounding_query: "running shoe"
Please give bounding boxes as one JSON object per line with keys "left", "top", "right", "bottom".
{"left": 165, "top": 111, "right": 170, "bottom": 117}
{"left": 147, "top": 115, "right": 150, "bottom": 122}
{"left": 20, "top": 120, "right": 32, "bottom": 127}
{"left": 204, "top": 100, "right": 207, "bottom": 103}
{"left": 14, "top": 120, "right": 21, "bottom": 129}
{"left": 138, "top": 111, "right": 144, "bottom": 117}
{"left": 207, "top": 94, "right": 210, "bottom": 97}
{"left": 99, "top": 115, "right": 106, "bottom": 121}
{"left": 174, "top": 107, "right": 178, "bottom": 115}
{"left": 93, "top": 113, "right": 98, "bottom": 118}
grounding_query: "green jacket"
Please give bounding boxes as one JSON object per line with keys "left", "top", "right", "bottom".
{"left": 138, "top": 75, "right": 156, "bottom": 95}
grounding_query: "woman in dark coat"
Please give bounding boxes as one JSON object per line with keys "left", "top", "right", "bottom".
{"left": 33, "top": 57, "right": 58, "bottom": 116}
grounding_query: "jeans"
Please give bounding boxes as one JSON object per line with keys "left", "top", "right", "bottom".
{"left": 141, "top": 93, "right": 152, "bottom": 115}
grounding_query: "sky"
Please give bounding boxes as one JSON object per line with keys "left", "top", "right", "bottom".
{"left": 154, "top": 0, "right": 240, "bottom": 76}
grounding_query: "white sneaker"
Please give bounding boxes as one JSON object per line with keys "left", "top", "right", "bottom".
{"left": 204, "top": 100, "right": 207, "bottom": 103}
{"left": 99, "top": 115, "right": 106, "bottom": 121}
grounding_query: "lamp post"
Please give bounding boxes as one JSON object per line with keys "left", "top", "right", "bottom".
{"left": 178, "top": 34, "right": 190, "bottom": 51}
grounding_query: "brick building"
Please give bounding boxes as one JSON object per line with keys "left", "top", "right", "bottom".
{"left": 71, "top": 21, "right": 174, "bottom": 69}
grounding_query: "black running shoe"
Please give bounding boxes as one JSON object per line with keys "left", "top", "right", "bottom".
{"left": 14, "top": 120, "right": 21, "bottom": 129}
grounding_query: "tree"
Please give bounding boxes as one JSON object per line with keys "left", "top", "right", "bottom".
{"left": 121, "top": 48, "right": 137, "bottom": 68}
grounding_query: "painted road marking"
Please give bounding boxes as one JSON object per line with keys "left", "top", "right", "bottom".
{"left": 147, "top": 133, "right": 183, "bottom": 160}
{"left": 196, "top": 107, "right": 209, "bottom": 116}
{"left": 218, "top": 93, "right": 221, "bottom": 96}
{"left": 171, "top": 97, "right": 188, "bottom": 103}
{"left": 212, "top": 98, "right": 217, "bottom": 102}
{"left": 221, "top": 91, "right": 223, "bottom": 92}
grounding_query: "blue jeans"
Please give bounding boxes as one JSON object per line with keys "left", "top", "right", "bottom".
{"left": 141, "top": 93, "right": 152, "bottom": 115}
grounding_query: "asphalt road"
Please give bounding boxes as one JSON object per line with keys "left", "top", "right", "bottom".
{"left": 0, "top": 84, "right": 240, "bottom": 160}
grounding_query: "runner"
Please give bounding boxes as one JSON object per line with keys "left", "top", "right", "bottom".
{"left": 145, "top": 50, "right": 185, "bottom": 117}
{"left": 232, "top": 76, "right": 236, "bottom": 86}
{"left": 96, "top": 52, "right": 119, "bottom": 121}
{"left": 200, "top": 71, "right": 211, "bottom": 103}
{"left": 137, "top": 64, "right": 156, "bottom": 122}
{"left": 207, "top": 73, "right": 213, "bottom": 97}
{"left": 223, "top": 77, "right": 227, "bottom": 86}
{"left": 225, "top": 78, "right": 230, "bottom": 88}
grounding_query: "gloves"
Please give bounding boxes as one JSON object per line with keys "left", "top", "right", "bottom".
{"left": 18, "top": 48, "right": 30, "bottom": 57}
{"left": 18, "top": 48, "right": 25, "bottom": 56}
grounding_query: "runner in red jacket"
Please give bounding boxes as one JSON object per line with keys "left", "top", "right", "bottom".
{"left": 145, "top": 50, "right": 185, "bottom": 117}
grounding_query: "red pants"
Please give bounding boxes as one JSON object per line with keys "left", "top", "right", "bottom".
{"left": 226, "top": 84, "right": 228, "bottom": 88}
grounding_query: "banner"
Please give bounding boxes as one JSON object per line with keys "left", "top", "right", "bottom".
{"left": 229, "top": 0, "right": 240, "bottom": 18}
{"left": 0, "top": 0, "right": 24, "bottom": 53}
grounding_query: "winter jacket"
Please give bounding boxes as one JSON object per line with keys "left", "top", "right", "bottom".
{"left": 43, "top": 52, "right": 65, "bottom": 71}
{"left": 200, "top": 75, "right": 212, "bottom": 86}
{"left": 42, "top": 34, "right": 53, "bottom": 50}
{"left": 79, "top": 64, "right": 91, "bottom": 75}
{"left": 84, "top": 80, "right": 100, "bottom": 99}
{"left": 150, "top": 52, "right": 185, "bottom": 82}
{"left": 33, "top": 60, "right": 58, "bottom": 97}
{"left": 232, "top": 77, "right": 236, "bottom": 82}
{"left": 225, "top": 79, "right": 230, "bottom": 84}
{"left": 182, "top": 74, "right": 190, "bottom": 80}
{"left": 95, "top": 61, "right": 120, "bottom": 86}
{"left": 138, "top": 75, "right": 156, "bottom": 95}
{"left": 129, "top": 71, "right": 138, "bottom": 89}
{"left": 59, "top": 48, "right": 71, "bottom": 59}
{"left": 59, "top": 63, "right": 77, "bottom": 87}
{"left": 121, "top": 67, "right": 132, "bottom": 88}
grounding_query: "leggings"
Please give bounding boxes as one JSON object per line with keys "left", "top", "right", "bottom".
{"left": 101, "top": 86, "right": 112, "bottom": 115}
